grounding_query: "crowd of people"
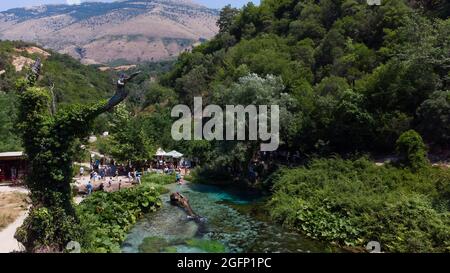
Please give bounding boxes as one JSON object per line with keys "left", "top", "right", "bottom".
{"left": 0, "top": 166, "right": 22, "bottom": 186}
{"left": 79, "top": 158, "right": 145, "bottom": 195}
{"left": 79, "top": 157, "right": 189, "bottom": 195}
{"left": 155, "top": 159, "right": 191, "bottom": 177}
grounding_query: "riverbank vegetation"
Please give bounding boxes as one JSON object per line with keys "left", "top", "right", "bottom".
{"left": 77, "top": 176, "right": 164, "bottom": 253}
{"left": 269, "top": 157, "right": 450, "bottom": 252}
{"left": 268, "top": 130, "right": 450, "bottom": 252}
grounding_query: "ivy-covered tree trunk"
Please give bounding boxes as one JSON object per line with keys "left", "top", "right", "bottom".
{"left": 14, "top": 59, "right": 140, "bottom": 252}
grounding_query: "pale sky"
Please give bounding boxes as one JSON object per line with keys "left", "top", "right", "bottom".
{"left": 0, "top": 0, "right": 261, "bottom": 11}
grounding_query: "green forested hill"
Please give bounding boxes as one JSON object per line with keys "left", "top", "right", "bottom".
{"left": 161, "top": 0, "right": 449, "bottom": 154}
{"left": 0, "top": 40, "right": 114, "bottom": 151}
{"left": 101, "top": 0, "right": 450, "bottom": 172}
{"left": 0, "top": 40, "right": 113, "bottom": 104}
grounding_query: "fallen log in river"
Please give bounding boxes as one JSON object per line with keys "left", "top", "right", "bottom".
{"left": 170, "top": 192, "right": 204, "bottom": 222}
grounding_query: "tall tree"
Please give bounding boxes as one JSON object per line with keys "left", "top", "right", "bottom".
{"left": 14, "top": 59, "right": 140, "bottom": 252}
{"left": 217, "top": 5, "right": 240, "bottom": 34}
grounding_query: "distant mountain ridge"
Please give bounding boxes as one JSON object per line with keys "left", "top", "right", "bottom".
{"left": 0, "top": 0, "right": 219, "bottom": 64}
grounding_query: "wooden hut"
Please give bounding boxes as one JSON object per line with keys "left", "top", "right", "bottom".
{"left": 0, "top": 151, "right": 27, "bottom": 183}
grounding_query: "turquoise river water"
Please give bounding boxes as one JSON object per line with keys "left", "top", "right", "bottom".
{"left": 121, "top": 183, "right": 339, "bottom": 253}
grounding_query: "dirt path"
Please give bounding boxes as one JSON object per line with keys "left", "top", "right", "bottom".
{"left": 0, "top": 185, "right": 29, "bottom": 194}
{"left": 0, "top": 175, "right": 142, "bottom": 252}
{"left": 0, "top": 210, "right": 27, "bottom": 253}
{"left": 0, "top": 186, "right": 29, "bottom": 253}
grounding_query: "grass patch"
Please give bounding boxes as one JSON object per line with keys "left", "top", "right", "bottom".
{"left": 142, "top": 173, "right": 175, "bottom": 186}
{"left": 138, "top": 236, "right": 170, "bottom": 253}
{"left": 137, "top": 237, "right": 226, "bottom": 253}
{"left": 185, "top": 239, "right": 226, "bottom": 253}
{"left": 163, "top": 246, "right": 178, "bottom": 253}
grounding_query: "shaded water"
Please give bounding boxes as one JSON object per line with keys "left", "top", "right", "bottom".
{"left": 121, "top": 183, "right": 337, "bottom": 253}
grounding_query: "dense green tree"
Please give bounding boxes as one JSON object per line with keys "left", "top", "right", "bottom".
{"left": 407, "top": 0, "right": 450, "bottom": 18}
{"left": 102, "top": 104, "right": 156, "bottom": 167}
{"left": 225, "top": 34, "right": 303, "bottom": 86}
{"left": 417, "top": 90, "right": 450, "bottom": 146}
{"left": 142, "top": 83, "right": 178, "bottom": 109}
{"left": 199, "top": 73, "right": 298, "bottom": 181}
{"left": 333, "top": 39, "right": 378, "bottom": 84}
{"left": 230, "top": 2, "right": 261, "bottom": 40}
{"left": 0, "top": 92, "right": 21, "bottom": 152}
{"left": 289, "top": 1, "right": 326, "bottom": 42}
{"left": 331, "top": 89, "right": 375, "bottom": 150}
{"left": 217, "top": 5, "right": 240, "bottom": 34}
{"left": 396, "top": 130, "right": 429, "bottom": 170}
{"left": 14, "top": 59, "right": 140, "bottom": 252}
{"left": 291, "top": 38, "right": 316, "bottom": 69}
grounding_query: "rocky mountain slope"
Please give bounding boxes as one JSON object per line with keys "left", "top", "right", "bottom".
{"left": 0, "top": 0, "right": 219, "bottom": 64}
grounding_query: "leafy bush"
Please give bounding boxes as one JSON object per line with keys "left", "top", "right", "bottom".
{"left": 15, "top": 206, "right": 83, "bottom": 252}
{"left": 268, "top": 157, "right": 450, "bottom": 252}
{"left": 396, "top": 130, "right": 429, "bottom": 171}
{"left": 77, "top": 185, "right": 161, "bottom": 253}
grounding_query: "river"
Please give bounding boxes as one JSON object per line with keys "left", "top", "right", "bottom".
{"left": 121, "top": 183, "right": 338, "bottom": 253}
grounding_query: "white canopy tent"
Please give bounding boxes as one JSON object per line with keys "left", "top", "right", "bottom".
{"left": 166, "top": 150, "right": 183, "bottom": 159}
{"left": 155, "top": 148, "right": 167, "bottom": 157}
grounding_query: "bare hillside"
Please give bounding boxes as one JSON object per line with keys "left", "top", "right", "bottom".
{"left": 0, "top": 0, "right": 219, "bottom": 64}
